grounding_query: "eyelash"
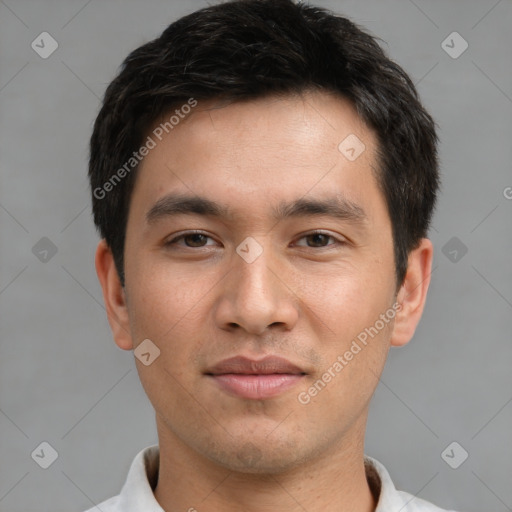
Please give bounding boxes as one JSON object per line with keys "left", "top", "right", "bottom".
{"left": 164, "top": 230, "right": 346, "bottom": 250}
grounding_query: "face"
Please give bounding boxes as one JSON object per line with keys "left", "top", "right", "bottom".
{"left": 106, "top": 91, "right": 409, "bottom": 473}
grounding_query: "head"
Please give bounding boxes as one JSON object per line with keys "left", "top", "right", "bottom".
{"left": 91, "top": 0, "right": 439, "bottom": 473}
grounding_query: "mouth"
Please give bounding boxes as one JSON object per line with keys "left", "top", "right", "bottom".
{"left": 204, "top": 355, "right": 307, "bottom": 400}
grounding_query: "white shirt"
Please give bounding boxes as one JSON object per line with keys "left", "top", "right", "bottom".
{"left": 84, "top": 445, "right": 459, "bottom": 512}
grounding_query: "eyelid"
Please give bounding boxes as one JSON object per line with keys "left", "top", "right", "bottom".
{"left": 293, "top": 229, "right": 347, "bottom": 247}
{"left": 164, "top": 230, "right": 215, "bottom": 246}
{"left": 165, "top": 229, "right": 347, "bottom": 248}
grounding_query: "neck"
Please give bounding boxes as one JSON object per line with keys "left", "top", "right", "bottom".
{"left": 153, "top": 416, "right": 377, "bottom": 512}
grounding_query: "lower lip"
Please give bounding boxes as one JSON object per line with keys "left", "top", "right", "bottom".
{"left": 209, "top": 374, "right": 304, "bottom": 400}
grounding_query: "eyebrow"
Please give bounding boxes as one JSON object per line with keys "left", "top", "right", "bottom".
{"left": 145, "top": 192, "right": 368, "bottom": 226}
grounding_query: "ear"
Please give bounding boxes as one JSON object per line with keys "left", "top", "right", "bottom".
{"left": 95, "top": 239, "right": 134, "bottom": 350}
{"left": 390, "top": 238, "right": 434, "bottom": 347}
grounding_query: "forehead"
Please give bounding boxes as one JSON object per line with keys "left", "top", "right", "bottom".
{"left": 130, "top": 91, "right": 385, "bottom": 226}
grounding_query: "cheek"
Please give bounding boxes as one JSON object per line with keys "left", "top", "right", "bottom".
{"left": 295, "top": 262, "right": 393, "bottom": 339}
{"left": 127, "top": 257, "right": 206, "bottom": 332}
{"left": 125, "top": 264, "right": 207, "bottom": 409}
{"left": 293, "top": 260, "right": 394, "bottom": 402}
{"left": 299, "top": 312, "right": 392, "bottom": 420}
{"left": 125, "top": 256, "right": 222, "bottom": 386}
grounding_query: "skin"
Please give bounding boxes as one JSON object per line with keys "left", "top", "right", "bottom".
{"left": 96, "top": 90, "right": 433, "bottom": 512}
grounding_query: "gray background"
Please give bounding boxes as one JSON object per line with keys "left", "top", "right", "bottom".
{"left": 1, "top": 0, "right": 511, "bottom": 511}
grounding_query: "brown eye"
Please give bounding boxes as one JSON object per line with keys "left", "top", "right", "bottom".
{"left": 305, "top": 233, "right": 331, "bottom": 247}
{"left": 181, "top": 234, "right": 208, "bottom": 247}
{"left": 165, "top": 231, "right": 215, "bottom": 248}
{"left": 295, "top": 231, "right": 345, "bottom": 249}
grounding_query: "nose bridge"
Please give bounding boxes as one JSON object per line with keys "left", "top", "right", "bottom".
{"left": 215, "top": 237, "right": 298, "bottom": 334}
{"left": 234, "top": 240, "right": 278, "bottom": 312}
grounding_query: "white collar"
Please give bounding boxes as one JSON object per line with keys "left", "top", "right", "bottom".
{"left": 86, "top": 444, "right": 455, "bottom": 512}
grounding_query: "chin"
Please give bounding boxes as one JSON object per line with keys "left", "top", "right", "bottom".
{"left": 204, "top": 437, "right": 309, "bottom": 475}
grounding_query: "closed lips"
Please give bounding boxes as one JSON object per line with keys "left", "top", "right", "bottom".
{"left": 205, "top": 355, "right": 306, "bottom": 375}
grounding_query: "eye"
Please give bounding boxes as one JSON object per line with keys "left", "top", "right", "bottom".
{"left": 294, "top": 231, "right": 345, "bottom": 249}
{"left": 164, "top": 230, "right": 346, "bottom": 250}
{"left": 165, "top": 231, "right": 217, "bottom": 248}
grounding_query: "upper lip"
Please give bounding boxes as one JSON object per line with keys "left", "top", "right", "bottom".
{"left": 205, "top": 356, "right": 306, "bottom": 375}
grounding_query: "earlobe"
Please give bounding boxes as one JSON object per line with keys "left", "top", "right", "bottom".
{"left": 95, "top": 239, "right": 134, "bottom": 351}
{"left": 390, "top": 238, "right": 434, "bottom": 348}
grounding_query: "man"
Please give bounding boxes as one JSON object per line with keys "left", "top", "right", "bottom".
{"left": 87, "top": 0, "right": 457, "bottom": 510}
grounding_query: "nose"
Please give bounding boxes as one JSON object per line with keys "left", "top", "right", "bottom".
{"left": 214, "top": 243, "right": 299, "bottom": 335}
